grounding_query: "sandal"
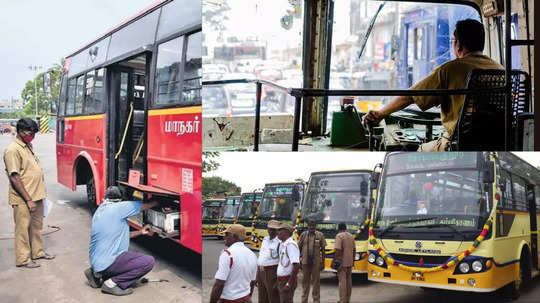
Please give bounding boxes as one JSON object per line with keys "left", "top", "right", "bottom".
{"left": 34, "top": 252, "right": 55, "bottom": 260}
{"left": 17, "top": 261, "right": 40, "bottom": 268}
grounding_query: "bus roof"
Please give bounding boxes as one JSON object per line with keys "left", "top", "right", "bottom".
{"left": 264, "top": 181, "right": 305, "bottom": 186}
{"left": 310, "top": 169, "right": 372, "bottom": 175}
{"left": 65, "top": 0, "right": 167, "bottom": 59}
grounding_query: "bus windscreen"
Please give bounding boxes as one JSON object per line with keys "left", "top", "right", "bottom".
{"left": 258, "top": 184, "right": 303, "bottom": 220}
{"left": 303, "top": 173, "right": 370, "bottom": 222}
{"left": 374, "top": 167, "right": 490, "bottom": 238}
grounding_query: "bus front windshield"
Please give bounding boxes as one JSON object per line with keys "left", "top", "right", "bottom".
{"left": 258, "top": 184, "right": 304, "bottom": 221}
{"left": 302, "top": 172, "right": 371, "bottom": 223}
{"left": 374, "top": 153, "right": 490, "bottom": 238}
{"left": 203, "top": 206, "right": 221, "bottom": 219}
{"left": 221, "top": 199, "right": 240, "bottom": 219}
{"left": 238, "top": 195, "right": 257, "bottom": 219}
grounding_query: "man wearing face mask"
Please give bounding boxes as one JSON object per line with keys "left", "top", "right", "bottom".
{"left": 3, "top": 118, "right": 54, "bottom": 268}
{"left": 363, "top": 19, "right": 503, "bottom": 151}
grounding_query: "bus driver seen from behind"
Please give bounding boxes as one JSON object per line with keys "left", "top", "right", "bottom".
{"left": 363, "top": 19, "right": 503, "bottom": 151}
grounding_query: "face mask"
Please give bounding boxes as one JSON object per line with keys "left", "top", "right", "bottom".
{"left": 21, "top": 133, "right": 35, "bottom": 143}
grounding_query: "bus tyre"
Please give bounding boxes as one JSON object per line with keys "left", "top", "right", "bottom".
{"left": 86, "top": 177, "right": 97, "bottom": 214}
{"left": 502, "top": 250, "right": 531, "bottom": 299}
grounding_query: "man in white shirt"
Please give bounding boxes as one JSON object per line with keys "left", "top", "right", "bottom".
{"left": 276, "top": 223, "right": 300, "bottom": 303}
{"left": 210, "top": 224, "right": 257, "bottom": 303}
{"left": 257, "top": 220, "right": 281, "bottom": 303}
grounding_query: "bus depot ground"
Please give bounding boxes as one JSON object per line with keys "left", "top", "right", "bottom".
{"left": 203, "top": 238, "right": 540, "bottom": 303}
{"left": 0, "top": 134, "right": 201, "bottom": 303}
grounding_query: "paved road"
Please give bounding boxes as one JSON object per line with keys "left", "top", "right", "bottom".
{"left": 203, "top": 238, "right": 540, "bottom": 303}
{"left": 0, "top": 133, "right": 200, "bottom": 303}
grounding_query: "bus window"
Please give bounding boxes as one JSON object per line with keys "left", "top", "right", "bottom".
{"left": 84, "top": 69, "right": 105, "bottom": 114}
{"left": 155, "top": 36, "right": 184, "bottom": 106}
{"left": 58, "top": 75, "right": 67, "bottom": 116}
{"left": 157, "top": 0, "right": 200, "bottom": 40}
{"left": 511, "top": 176, "right": 527, "bottom": 211}
{"left": 65, "top": 78, "right": 77, "bottom": 115}
{"left": 107, "top": 10, "right": 159, "bottom": 61}
{"left": 183, "top": 31, "right": 202, "bottom": 105}
{"left": 74, "top": 75, "right": 85, "bottom": 115}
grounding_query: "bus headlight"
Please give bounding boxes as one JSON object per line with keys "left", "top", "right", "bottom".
{"left": 472, "top": 260, "right": 483, "bottom": 272}
{"left": 354, "top": 253, "right": 361, "bottom": 261}
{"left": 458, "top": 262, "right": 470, "bottom": 273}
{"left": 376, "top": 256, "right": 385, "bottom": 266}
{"left": 368, "top": 253, "right": 376, "bottom": 263}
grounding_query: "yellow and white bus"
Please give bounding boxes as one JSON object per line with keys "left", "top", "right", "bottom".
{"left": 217, "top": 195, "right": 241, "bottom": 236}
{"left": 298, "top": 170, "right": 373, "bottom": 273}
{"left": 202, "top": 199, "right": 225, "bottom": 237}
{"left": 367, "top": 152, "right": 539, "bottom": 299}
{"left": 236, "top": 192, "right": 263, "bottom": 245}
{"left": 250, "top": 181, "right": 305, "bottom": 250}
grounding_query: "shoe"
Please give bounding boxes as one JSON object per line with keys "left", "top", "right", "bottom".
{"left": 84, "top": 268, "right": 103, "bottom": 288}
{"left": 33, "top": 252, "right": 55, "bottom": 260}
{"left": 101, "top": 284, "right": 133, "bottom": 296}
{"left": 16, "top": 261, "right": 40, "bottom": 268}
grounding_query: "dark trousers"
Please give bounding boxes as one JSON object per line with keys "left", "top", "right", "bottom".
{"left": 101, "top": 251, "right": 155, "bottom": 289}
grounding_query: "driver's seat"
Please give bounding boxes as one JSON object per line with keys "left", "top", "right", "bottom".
{"left": 448, "top": 69, "right": 532, "bottom": 151}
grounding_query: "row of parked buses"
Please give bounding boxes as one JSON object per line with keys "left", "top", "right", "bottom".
{"left": 205, "top": 152, "right": 540, "bottom": 299}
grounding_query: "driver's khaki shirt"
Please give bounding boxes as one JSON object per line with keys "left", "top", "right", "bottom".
{"left": 410, "top": 52, "right": 503, "bottom": 136}
{"left": 3, "top": 137, "right": 46, "bottom": 205}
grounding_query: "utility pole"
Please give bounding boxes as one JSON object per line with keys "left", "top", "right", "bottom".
{"left": 28, "top": 65, "right": 43, "bottom": 120}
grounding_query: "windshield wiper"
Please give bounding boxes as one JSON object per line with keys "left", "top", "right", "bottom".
{"left": 377, "top": 217, "right": 436, "bottom": 237}
{"left": 358, "top": 1, "right": 387, "bottom": 59}
{"left": 408, "top": 224, "right": 467, "bottom": 240}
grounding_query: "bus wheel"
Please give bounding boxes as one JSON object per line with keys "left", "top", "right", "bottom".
{"left": 502, "top": 250, "right": 530, "bottom": 299}
{"left": 86, "top": 176, "right": 97, "bottom": 214}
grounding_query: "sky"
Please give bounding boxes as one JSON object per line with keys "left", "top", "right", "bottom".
{"left": 0, "top": 0, "right": 155, "bottom": 101}
{"left": 207, "top": 152, "right": 540, "bottom": 192}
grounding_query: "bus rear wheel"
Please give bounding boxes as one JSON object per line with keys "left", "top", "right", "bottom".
{"left": 86, "top": 176, "right": 97, "bottom": 214}
{"left": 502, "top": 250, "right": 531, "bottom": 299}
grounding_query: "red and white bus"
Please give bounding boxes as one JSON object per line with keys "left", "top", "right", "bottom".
{"left": 55, "top": 0, "right": 202, "bottom": 254}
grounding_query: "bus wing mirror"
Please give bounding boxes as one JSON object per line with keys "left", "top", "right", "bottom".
{"left": 370, "top": 172, "right": 380, "bottom": 190}
{"left": 360, "top": 181, "right": 368, "bottom": 196}
{"left": 483, "top": 161, "right": 495, "bottom": 184}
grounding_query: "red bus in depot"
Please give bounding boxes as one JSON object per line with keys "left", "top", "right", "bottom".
{"left": 55, "top": 0, "right": 202, "bottom": 254}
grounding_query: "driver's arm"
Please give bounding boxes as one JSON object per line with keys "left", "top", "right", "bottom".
{"left": 363, "top": 96, "right": 414, "bottom": 125}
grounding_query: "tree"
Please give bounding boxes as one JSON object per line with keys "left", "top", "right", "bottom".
{"left": 203, "top": 151, "right": 221, "bottom": 173}
{"left": 202, "top": 176, "right": 240, "bottom": 200}
{"left": 21, "top": 61, "right": 62, "bottom": 118}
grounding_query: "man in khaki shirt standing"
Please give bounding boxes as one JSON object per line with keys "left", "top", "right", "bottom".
{"left": 297, "top": 220, "right": 326, "bottom": 303}
{"left": 363, "top": 19, "right": 503, "bottom": 151}
{"left": 3, "top": 118, "right": 54, "bottom": 268}
{"left": 334, "top": 223, "right": 355, "bottom": 303}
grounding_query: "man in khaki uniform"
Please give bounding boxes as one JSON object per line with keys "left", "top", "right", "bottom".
{"left": 363, "top": 19, "right": 503, "bottom": 151}
{"left": 3, "top": 118, "right": 54, "bottom": 268}
{"left": 297, "top": 220, "right": 326, "bottom": 303}
{"left": 334, "top": 223, "right": 355, "bottom": 303}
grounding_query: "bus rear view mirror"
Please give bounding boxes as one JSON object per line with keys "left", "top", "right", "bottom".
{"left": 370, "top": 171, "right": 380, "bottom": 190}
{"left": 360, "top": 181, "right": 369, "bottom": 196}
{"left": 483, "top": 161, "right": 494, "bottom": 184}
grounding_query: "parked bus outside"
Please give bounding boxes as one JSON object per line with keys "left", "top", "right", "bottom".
{"left": 250, "top": 181, "right": 305, "bottom": 250}
{"left": 202, "top": 199, "right": 225, "bottom": 237}
{"left": 236, "top": 191, "right": 263, "bottom": 245}
{"left": 55, "top": 0, "right": 202, "bottom": 253}
{"left": 299, "top": 170, "right": 373, "bottom": 273}
{"left": 367, "top": 152, "right": 540, "bottom": 299}
{"left": 217, "top": 195, "right": 241, "bottom": 236}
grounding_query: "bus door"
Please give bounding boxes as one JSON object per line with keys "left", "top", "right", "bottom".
{"left": 106, "top": 54, "right": 150, "bottom": 187}
{"left": 527, "top": 184, "right": 538, "bottom": 271}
